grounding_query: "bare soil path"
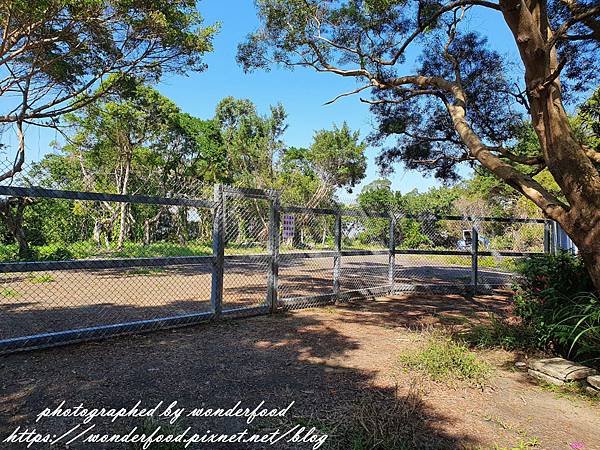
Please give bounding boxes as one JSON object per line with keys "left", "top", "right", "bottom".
{"left": 1, "top": 293, "right": 598, "bottom": 449}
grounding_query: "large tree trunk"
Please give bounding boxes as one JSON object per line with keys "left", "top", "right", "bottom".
{"left": 498, "top": 0, "right": 600, "bottom": 291}
{"left": 0, "top": 197, "right": 31, "bottom": 259}
{"left": 580, "top": 250, "right": 600, "bottom": 292}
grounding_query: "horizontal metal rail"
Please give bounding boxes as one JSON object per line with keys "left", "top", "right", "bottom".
{"left": 0, "top": 255, "right": 213, "bottom": 273}
{"left": 0, "top": 249, "right": 544, "bottom": 273}
{"left": 477, "top": 250, "right": 543, "bottom": 257}
{"left": 0, "top": 186, "right": 214, "bottom": 208}
{"left": 279, "top": 284, "right": 392, "bottom": 307}
{"left": 279, "top": 205, "right": 545, "bottom": 223}
{"left": 0, "top": 311, "right": 214, "bottom": 355}
{"left": 281, "top": 206, "right": 390, "bottom": 219}
{"left": 280, "top": 206, "right": 339, "bottom": 216}
{"left": 390, "top": 213, "right": 545, "bottom": 223}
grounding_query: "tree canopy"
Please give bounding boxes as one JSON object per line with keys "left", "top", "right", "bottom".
{"left": 0, "top": 0, "right": 218, "bottom": 180}
{"left": 238, "top": 0, "right": 600, "bottom": 289}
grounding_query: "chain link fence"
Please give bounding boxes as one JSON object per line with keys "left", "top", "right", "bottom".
{"left": 0, "top": 179, "right": 551, "bottom": 353}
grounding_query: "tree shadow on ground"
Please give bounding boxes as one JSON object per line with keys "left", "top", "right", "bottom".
{"left": 0, "top": 297, "right": 484, "bottom": 449}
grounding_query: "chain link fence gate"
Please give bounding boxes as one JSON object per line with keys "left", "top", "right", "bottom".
{"left": 0, "top": 183, "right": 550, "bottom": 354}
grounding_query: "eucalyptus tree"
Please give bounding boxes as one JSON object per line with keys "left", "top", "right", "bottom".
{"left": 238, "top": 0, "right": 600, "bottom": 289}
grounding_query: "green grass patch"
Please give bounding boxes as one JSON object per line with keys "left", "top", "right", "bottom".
{"left": 0, "top": 240, "right": 214, "bottom": 261}
{"left": 538, "top": 381, "right": 600, "bottom": 404}
{"left": 29, "top": 274, "right": 55, "bottom": 283}
{"left": 400, "top": 333, "right": 492, "bottom": 387}
{"left": 0, "top": 287, "right": 20, "bottom": 298}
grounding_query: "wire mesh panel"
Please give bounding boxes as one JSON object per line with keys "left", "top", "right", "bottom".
{"left": 0, "top": 262, "right": 213, "bottom": 343}
{"left": 221, "top": 189, "right": 271, "bottom": 313}
{"left": 475, "top": 219, "right": 545, "bottom": 253}
{"left": 0, "top": 175, "right": 550, "bottom": 353}
{"left": 279, "top": 212, "right": 334, "bottom": 253}
{"left": 0, "top": 191, "right": 214, "bottom": 352}
{"left": 278, "top": 210, "right": 336, "bottom": 309}
{"left": 476, "top": 255, "right": 522, "bottom": 290}
{"left": 394, "top": 215, "right": 473, "bottom": 293}
{"left": 339, "top": 252, "right": 390, "bottom": 296}
{"left": 341, "top": 213, "right": 390, "bottom": 250}
{"left": 337, "top": 212, "right": 392, "bottom": 298}
{"left": 473, "top": 219, "right": 544, "bottom": 291}
{"left": 278, "top": 254, "right": 336, "bottom": 309}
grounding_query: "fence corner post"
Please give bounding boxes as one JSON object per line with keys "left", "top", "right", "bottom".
{"left": 470, "top": 223, "right": 479, "bottom": 294}
{"left": 388, "top": 213, "right": 396, "bottom": 295}
{"left": 543, "top": 220, "right": 552, "bottom": 254}
{"left": 211, "top": 184, "right": 225, "bottom": 318}
{"left": 267, "top": 190, "right": 281, "bottom": 313}
{"left": 333, "top": 212, "right": 342, "bottom": 297}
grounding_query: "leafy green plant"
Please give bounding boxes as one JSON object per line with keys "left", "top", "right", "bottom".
{"left": 547, "top": 293, "right": 600, "bottom": 364}
{"left": 538, "top": 380, "right": 600, "bottom": 404}
{"left": 34, "top": 244, "right": 74, "bottom": 261}
{"left": 512, "top": 252, "right": 599, "bottom": 366}
{"left": 400, "top": 333, "right": 492, "bottom": 387}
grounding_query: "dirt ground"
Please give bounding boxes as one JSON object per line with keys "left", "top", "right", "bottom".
{"left": 1, "top": 292, "right": 598, "bottom": 450}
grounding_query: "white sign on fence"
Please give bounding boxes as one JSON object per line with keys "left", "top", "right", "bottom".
{"left": 282, "top": 214, "right": 295, "bottom": 240}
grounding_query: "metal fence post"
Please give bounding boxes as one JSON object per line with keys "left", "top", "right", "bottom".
{"left": 471, "top": 224, "right": 479, "bottom": 294}
{"left": 267, "top": 191, "right": 280, "bottom": 313}
{"left": 550, "top": 221, "right": 556, "bottom": 254}
{"left": 210, "top": 184, "right": 225, "bottom": 318}
{"left": 544, "top": 220, "right": 552, "bottom": 254}
{"left": 388, "top": 213, "right": 395, "bottom": 295}
{"left": 333, "top": 212, "right": 342, "bottom": 296}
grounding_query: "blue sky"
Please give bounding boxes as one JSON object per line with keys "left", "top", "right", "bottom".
{"left": 18, "top": 0, "right": 523, "bottom": 202}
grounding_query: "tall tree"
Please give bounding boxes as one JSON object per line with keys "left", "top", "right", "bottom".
{"left": 238, "top": 0, "right": 600, "bottom": 289}
{"left": 214, "top": 96, "right": 287, "bottom": 188}
{"left": 0, "top": 0, "right": 218, "bottom": 180}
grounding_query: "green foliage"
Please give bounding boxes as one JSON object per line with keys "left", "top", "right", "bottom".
{"left": 512, "top": 253, "right": 600, "bottom": 365}
{"left": 1, "top": 0, "right": 218, "bottom": 160}
{"left": 538, "top": 380, "right": 600, "bottom": 404}
{"left": 400, "top": 333, "right": 491, "bottom": 387}
{"left": 0, "top": 241, "right": 213, "bottom": 262}
{"left": 309, "top": 122, "right": 367, "bottom": 192}
{"left": 215, "top": 96, "right": 287, "bottom": 187}
{"left": 397, "top": 219, "right": 434, "bottom": 249}
{"left": 34, "top": 243, "right": 74, "bottom": 261}
{"left": 573, "top": 87, "right": 600, "bottom": 153}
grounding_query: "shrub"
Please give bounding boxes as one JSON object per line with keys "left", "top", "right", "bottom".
{"left": 512, "top": 252, "right": 600, "bottom": 366}
{"left": 33, "top": 243, "right": 74, "bottom": 261}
